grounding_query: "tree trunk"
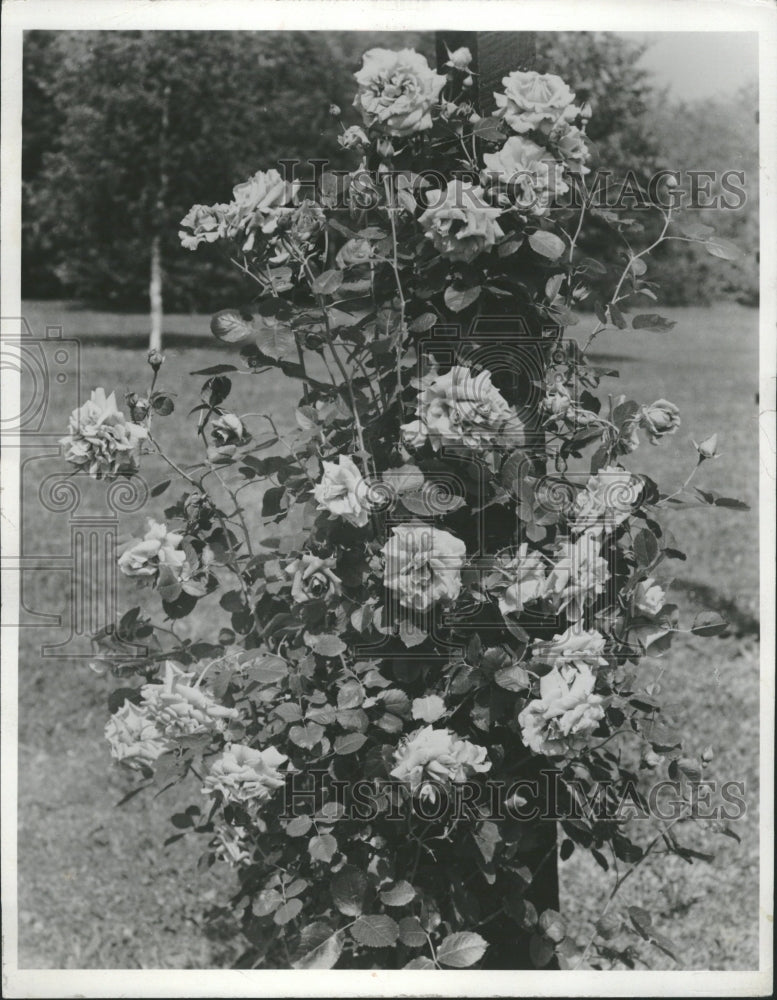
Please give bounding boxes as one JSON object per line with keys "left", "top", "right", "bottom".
{"left": 149, "top": 233, "right": 163, "bottom": 353}
{"left": 149, "top": 83, "right": 171, "bottom": 353}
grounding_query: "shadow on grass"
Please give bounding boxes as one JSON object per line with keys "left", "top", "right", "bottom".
{"left": 71, "top": 332, "right": 219, "bottom": 350}
{"left": 672, "top": 578, "right": 760, "bottom": 637}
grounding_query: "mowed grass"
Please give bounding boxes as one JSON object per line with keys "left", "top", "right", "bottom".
{"left": 14, "top": 300, "right": 760, "bottom": 969}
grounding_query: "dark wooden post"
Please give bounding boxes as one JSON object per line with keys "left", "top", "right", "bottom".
{"left": 435, "top": 30, "right": 560, "bottom": 970}
{"left": 435, "top": 32, "right": 536, "bottom": 115}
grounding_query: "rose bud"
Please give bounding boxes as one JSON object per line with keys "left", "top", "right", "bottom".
{"left": 329, "top": 103, "right": 341, "bottom": 117}
{"left": 446, "top": 46, "right": 473, "bottom": 70}
{"left": 693, "top": 433, "right": 720, "bottom": 460}
{"left": 147, "top": 348, "right": 165, "bottom": 370}
{"left": 376, "top": 137, "right": 396, "bottom": 158}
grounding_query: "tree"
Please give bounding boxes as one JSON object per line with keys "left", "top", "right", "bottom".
{"left": 23, "top": 31, "right": 381, "bottom": 340}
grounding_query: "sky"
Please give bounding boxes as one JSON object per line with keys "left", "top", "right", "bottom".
{"left": 621, "top": 32, "right": 759, "bottom": 100}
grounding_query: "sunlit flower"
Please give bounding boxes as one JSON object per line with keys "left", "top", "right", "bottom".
{"left": 570, "top": 465, "right": 641, "bottom": 534}
{"left": 419, "top": 181, "right": 504, "bottom": 262}
{"left": 202, "top": 743, "right": 288, "bottom": 806}
{"left": 518, "top": 663, "right": 605, "bottom": 756}
{"left": 178, "top": 203, "right": 235, "bottom": 250}
{"left": 531, "top": 626, "right": 608, "bottom": 670}
{"left": 495, "top": 543, "right": 548, "bottom": 617}
{"left": 545, "top": 533, "right": 610, "bottom": 621}
{"left": 105, "top": 700, "right": 168, "bottom": 767}
{"left": 495, "top": 69, "right": 580, "bottom": 135}
{"left": 313, "top": 454, "right": 372, "bottom": 527}
{"left": 382, "top": 524, "right": 466, "bottom": 612}
{"left": 117, "top": 518, "right": 190, "bottom": 581}
{"left": 61, "top": 388, "right": 147, "bottom": 479}
{"left": 140, "top": 661, "right": 238, "bottom": 739}
{"left": 391, "top": 725, "right": 490, "bottom": 800}
{"left": 482, "top": 136, "right": 568, "bottom": 215}
{"left": 633, "top": 577, "right": 665, "bottom": 618}
{"left": 401, "top": 364, "right": 523, "bottom": 451}
{"left": 353, "top": 48, "right": 446, "bottom": 137}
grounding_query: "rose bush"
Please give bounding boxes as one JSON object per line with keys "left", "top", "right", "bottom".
{"left": 73, "top": 44, "right": 749, "bottom": 972}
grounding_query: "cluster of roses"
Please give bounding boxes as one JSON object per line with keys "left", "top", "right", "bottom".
{"left": 69, "top": 342, "right": 684, "bottom": 779}
{"left": 179, "top": 48, "right": 592, "bottom": 268}
{"left": 63, "top": 50, "right": 733, "bottom": 952}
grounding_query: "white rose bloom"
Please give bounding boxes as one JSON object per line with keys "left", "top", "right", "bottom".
{"left": 495, "top": 69, "right": 580, "bottom": 135}
{"left": 531, "top": 626, "right": 608, "bottom": 670}
{"left": 313, "top": 454, "right": 372, "bottom": 527}
{"left": 202, "top": 744, "right": 288, "bottom": 806}
{"left": 231, "top": 167, "right": 297, "bottom": 241}
{"left": 140, "top": 661, "right": 238, "bottom": 739}
{"left": 518, "top": 663, "right": 605, "bottom": 756}
{"left": 286, "top": 552, "right": 342, "bottom": 603}
{"left": 571, "top": 466, "right": 641, "bottom": 535}
{"left": 105, "top": 700, "right": 168, "bottom": 767}
{"left": 178, "top": 202, "right": 235, "bottom": 250}
{"left": 60, "top": 388, "right": 147, "bottom": 479}
{"left": 419, "top": 181, "right": 504, "bottom": 263}
{"left": 391, "top": 725, "right": 490, "bottom": 799}
{"left": 411, "top": 694, "right": 446, "bottom": 723}
{"left": 496, "top": 543, "right": 548, "bottom": 617}
{"left": 482, "top": 136, "right": 568, "bottom": 215}
{"left": 633, "top": 577, "right": 666, "bottom": 618}
{"left": 117, "top": 518, "right": 190, "bottom": 581}
{"left": 382, "top": 524, "right": 466, "bottom": 612}
{"left": 545, "top": 532, "right": 610, "bottom": 622}
{"left": 353, "top": 48, "right": 446, "bottom": 137}
{"left": 401, "top": 364, "right": 524, "bottom": 452}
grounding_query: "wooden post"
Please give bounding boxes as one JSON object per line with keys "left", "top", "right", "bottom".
{"left": 435, "top": 32, "right": 536, "bottom": 115}
{"left": 435, "top": 30, "right": 559, "bottom": 970}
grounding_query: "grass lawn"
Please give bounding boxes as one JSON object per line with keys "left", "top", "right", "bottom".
{"left": 14, "top": 299, "right": 760, "bottom": 969}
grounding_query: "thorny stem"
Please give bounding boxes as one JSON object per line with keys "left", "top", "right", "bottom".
{"left": 581, "top": 207, "right": 674, "bottom": 356}
{"left": 383, "top": 176, "right": 408, "bottom": 419}
{"left": 148, "top": 435, "right": 250, "bottom": 601}
{"left": 300, "top": 256, "right": 373, "bottom": 477}
{"left": 659, "top": 458, "right": 703, "bottom": 505}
